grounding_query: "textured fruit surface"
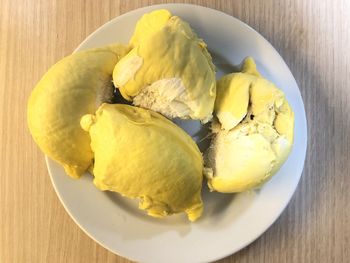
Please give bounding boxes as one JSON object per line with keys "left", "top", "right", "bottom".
{"left": 81, "top": 103, "right": 204, "bottom": 221}
{"left": 206, "top": 57, "right": 294, "bottom": 193}
{"left": 28, "top": 44, "right": 129, "bottom": 178}
{"left": 113, "top": 10, "right": 216, "bottom": 122}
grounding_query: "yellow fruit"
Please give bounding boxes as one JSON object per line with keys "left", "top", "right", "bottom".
{"left": 130, "top": 9, "right": 172, "bottom": 47}
{"left": 215, "top": 73, "right": 254, "bottom": 130}
{"left": 28, "top": 45, "right": 129, "bottom": 178}
{"left": 81, "top": 104, "right": 204, "bottom": 221}
{"left": 241, "top": 56, "right": 261, "bottom": 77}
{"left": 206, "top": 57, "right": 294, "bottom": 193}
{"left": 113, "top": 10, "right": 216, "bottom": 122}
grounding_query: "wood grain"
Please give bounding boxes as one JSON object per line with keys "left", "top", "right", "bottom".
{"left": 1, "top": 0, "right": 349, "bottom": 262}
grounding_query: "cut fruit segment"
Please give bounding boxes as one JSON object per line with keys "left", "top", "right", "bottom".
{"left": 206, "top": 57, "right": 294, "bottom": 193}
{"left": 81, "top": 103, "right": 204, "bottom": 221}
{"left": 27, "top": 44, "right": 129, "bottom": 178}
{"left": 113, "top": 10, "right": 216, "bottom": 122}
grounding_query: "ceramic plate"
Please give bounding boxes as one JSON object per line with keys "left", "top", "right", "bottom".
{"left": 47, "top": 4, "right": 307, "bottom": 263}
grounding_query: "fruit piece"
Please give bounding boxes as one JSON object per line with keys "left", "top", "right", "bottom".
{"left": 81, "top": 103, "right": 204, "bottom": 221}
{"left": 206, "top": 58, "right": 294, "bottom": 193}
{"left": 215, "top": 73, "right": 254, "bottom": 130}
{"left": 113, "top": 10, "right": 216, "bottom": 122}
{"left": 241, "top": 56, "right": 261, "bottom": 77}
{"left": 27, "top": 44, "right": 129, "bottom": 178}
{"left": 130, "top": 9, "right": 172, "bottom": 47}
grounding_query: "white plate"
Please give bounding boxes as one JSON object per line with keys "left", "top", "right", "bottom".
{"left": 47, "top": 4, "right": 307, "bottom": 263}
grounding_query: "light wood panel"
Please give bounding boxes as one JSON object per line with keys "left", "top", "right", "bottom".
{"left": 1, "top": 0, "right": 349, "bottom": 262}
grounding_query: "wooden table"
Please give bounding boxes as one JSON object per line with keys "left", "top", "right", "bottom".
{"left": 1, "top": 0, "right": 349, "bottom": 262}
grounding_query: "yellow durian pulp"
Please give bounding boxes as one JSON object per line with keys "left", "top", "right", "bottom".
{"left": 113, "top": 9, "right": 216, "bottom": 122}
{"left": 81, "top": 103, "right": 204, "bottom": 221}
{"left": 206, "top": 57, "right": 294, "bottom": 193}
{"left": 27, "top": 44, "right": 129, "bottom": 178}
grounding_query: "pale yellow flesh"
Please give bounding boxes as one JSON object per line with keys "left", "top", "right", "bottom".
{"left": 27, "top": 44, "right": 129, "bottom": 178}
{"left": 215, "top": 73, "right": 254, "bottom": 130}
{"left": 81, "top": 104, "right": 204, "bottom": 221}
{"left": 207, "top": 126, "right": 276, "bottom": 193}
{"left": 130, "top": 9, "right": 172, "bottom": 47}
{"left": 206, "top": 57, "right": 295, "bottom": 193}
{"left": 113, "top": 9, "right": 216, "bottom": 122}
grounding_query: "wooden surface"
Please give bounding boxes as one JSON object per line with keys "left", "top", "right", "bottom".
{"left": 1, "top": 0, "right": 349, "bottom": 262}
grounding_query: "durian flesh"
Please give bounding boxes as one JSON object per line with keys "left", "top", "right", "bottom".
{"left": 113, "top": 9, "right": 216, "bottom": 122}
{"left": 27, "top": 45, "right": 129, "bottom": 178}
{"left": 81, "top": 103, "right": 204, "bottom": 221}
{"left": 206, "top": 57, "right": 294, "bottom": 193}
